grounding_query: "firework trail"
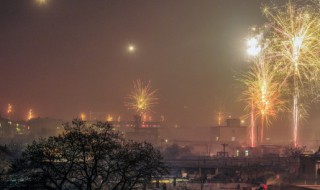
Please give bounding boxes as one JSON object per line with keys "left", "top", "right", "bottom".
{"left": 243, "top": 29, "right": 287, "bottom": 146}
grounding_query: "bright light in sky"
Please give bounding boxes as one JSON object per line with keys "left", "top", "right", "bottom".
{"left": 36, "top": 0, "right": 47, "bottom": 5}
{"left": 127, "top": 44, "right": 135, "bottom": 53}
{"left": 246, "top": 37, "right": 261, "bottom": 56}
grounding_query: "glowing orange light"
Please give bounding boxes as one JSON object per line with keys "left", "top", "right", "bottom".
{"left": 106, "top": 114, "right": 113, "bottom": 122}
{"left": 27, "top": 109, "right": 34, "bottom": 120}
{"left": 7, "top": 104, "right": 13, "bottom": 114}
{"left": 36, "top": 0, "right": 47, "bottom": 5}
{"left": 80, "top": 113, "right": 86, "bottom": 121}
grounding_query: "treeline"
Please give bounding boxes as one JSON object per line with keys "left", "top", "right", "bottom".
{"left": 0, "top": 119, "right": 168, "bottom": 189}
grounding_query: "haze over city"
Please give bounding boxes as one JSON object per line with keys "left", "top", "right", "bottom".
{"left": 3, "top": 0, "right": 317, "bottom": 143}
{"left": 4, "top": 0, "right": 320, "bottom": 189}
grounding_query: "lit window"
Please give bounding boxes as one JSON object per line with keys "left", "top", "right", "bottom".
{"left": 232, "top": 137, "right": 235, "bottom": 141}
{"left": 245, "top": 150, "right": 249, "bottom": 157}
{"left": 216, "top": 137, "right": 219, "bottom": 141}
{"left": 236, "top": 150, "right": 239, "bottom": 157}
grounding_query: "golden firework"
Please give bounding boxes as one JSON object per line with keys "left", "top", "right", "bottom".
{"left": 242, "top": 61, "right": 286, "bottom": 123}
{"left": 242, "top": 29, "right": 288, "bottom": 145}
{"left": 125, "top": 80, "right": 158, "bottom": 115}
{"left": 263, "top": 0, "right": 320, "bottom": 146}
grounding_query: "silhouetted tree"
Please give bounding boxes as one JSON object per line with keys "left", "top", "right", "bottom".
{"left": 112, "top": 141, "right": 167, "bottom": 190}
{"left": 10, "top": 119, "right": 167, "bottom": 190}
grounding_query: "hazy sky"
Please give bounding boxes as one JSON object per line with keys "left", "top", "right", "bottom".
{"left": 4, "top": 0, "right": 319, "bottom": 142}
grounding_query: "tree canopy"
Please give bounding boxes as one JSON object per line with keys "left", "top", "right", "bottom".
{"left": 10, "top": 119, "right": 167, "bottom": 190}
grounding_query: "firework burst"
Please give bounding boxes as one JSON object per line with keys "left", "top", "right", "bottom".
{"left": 242, "top": 55, "right": 287, "bottom": 144}
{"left": 263, "top": 0, "right": 320, "bottom": 146}
{"left": 243, "top": 60, "right": 287, "bottom": 121}
{"left": 242, "top": 29, "right": 288, "bottom": 145}
{"left": 125, "top": 80, "right": 158, "bottom": 115}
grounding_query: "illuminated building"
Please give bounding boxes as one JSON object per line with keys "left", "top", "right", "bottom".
{"left": 210, "top": 118, "right": 247, "bottom": 144}
{"left": 106, "top": 115, "right": 161, "bottom": 145}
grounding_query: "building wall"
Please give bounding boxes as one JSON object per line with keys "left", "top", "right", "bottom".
{"left": 210, "top": 119, "right": 247, "bottom": 144}
{"left": 219, "top": 127, "right": 247, "bottom": 143}
{"left": 125, "top": 128, "right": 160, "bottom": 144}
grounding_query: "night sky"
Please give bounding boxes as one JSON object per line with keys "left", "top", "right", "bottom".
{"left": 1, "top": 0, "right": 318, "bottom": 141}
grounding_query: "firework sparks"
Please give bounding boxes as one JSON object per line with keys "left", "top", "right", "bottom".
{"left": 243, "top": 30, "right": 287, "bottom": 145}
{"left": 250, "top": 100, "right": 256, "bottom": 147}
{"left": 212, "top": 96, "right": 229, "bottom": 126}
{"left": 246, "top": 33, "right": 262, "bottom": 147}
{"left": 27, "top": 109, "right": 34, "bottom": 120}
{"left": 263, "top": 0, "right": 320, "bottom": 146}
{"left": 125, "top": 80, "right": 158, "bottom": 115}
{"left": 7, "top": 104, "right": 13, "bottom": 115}
{"left": 242, "top": 61, "right": 286, "bottom": 143}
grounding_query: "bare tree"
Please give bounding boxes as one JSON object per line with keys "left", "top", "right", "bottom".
{"left": 112, "top": 141, "right": 167, "bottom": 190}
{"left": 10, "top": 119, "right": 167, "bottom": 190}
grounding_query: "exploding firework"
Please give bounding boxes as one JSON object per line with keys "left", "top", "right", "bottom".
{"left": 263, "top": 0, "right": 320, "bottom": 146}
{"left": 243, "top": 60, "right": 287, "bottom": 120}
{"left": 125, "top": 80, "right": 158, "bottom": 115}
{"left": 242, "top": 59, "right": 286, "bottom": 144}
{"left": 242, "top": 30, "right": 287, "bottom": 146}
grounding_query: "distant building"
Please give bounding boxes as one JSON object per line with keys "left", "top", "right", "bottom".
{"left": 27, "top": 117, "right": 64, "bottom": 138}
{"left": 209, "top": 118, "right": 248, "bottom": 157}
{"left": 209, "top": 118, "right": 247, "bottom": 145}
{"left": 0, "top": 117, "right": 20, "bottom": 138}
{"left": 0, "top": 116, "right": 65, "bottom": 144}
{"left": 110, "top": 115, "right": 161, "bottom": 145}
